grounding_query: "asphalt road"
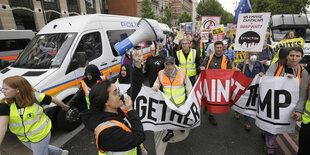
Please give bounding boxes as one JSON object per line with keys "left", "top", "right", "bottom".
{"left": 62, "top": 108, "right": 299, "bottom": 155}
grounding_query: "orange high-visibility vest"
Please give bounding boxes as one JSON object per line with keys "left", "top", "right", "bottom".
{"left": 94, "top": 120, "right": 136, "bottom": 154}
{"left": 275, "top": 63, "right": 303, "bottom": 84}
{"left": 206, "top": 54, "right": 228, "bottom": 69}
{"left": 158, "top": 68, "right": 186, "bottom": 104}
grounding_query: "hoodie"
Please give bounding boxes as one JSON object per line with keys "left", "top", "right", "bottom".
{"left": 67, "top": 64, "right": 102, "bottom": 110}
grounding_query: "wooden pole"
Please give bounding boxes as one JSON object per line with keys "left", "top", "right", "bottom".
{"left": 242, "top": 52, "right": 248, "bottom": 73}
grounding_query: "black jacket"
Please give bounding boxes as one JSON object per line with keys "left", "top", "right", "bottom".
{"left": 81, "top": 67, "right": 144, "bottom": 154}
{"left": 145, "top": 55, "right": 165, "bottom": 87}
{"left": 68, "top": 65, "right": 102, "bottom": 110}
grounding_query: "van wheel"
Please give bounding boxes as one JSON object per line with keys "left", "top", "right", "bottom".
{"left": 56, "top": 107, "right": 81, "bottom": 131}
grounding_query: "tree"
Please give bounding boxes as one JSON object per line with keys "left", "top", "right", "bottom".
{"left": 178, "top": 11, "right": 192, "bottom": 24}
{"left": 250, "top": 0, "right": 310, "bottom": 14}
{"left": 140, "top": 0, "right": 155, "bottom": 19}
{"left": 196, "top": 0, "right": 234, "bottom": 24}
{"left": 160, "top": 6, "right": 174, "bottom": 27}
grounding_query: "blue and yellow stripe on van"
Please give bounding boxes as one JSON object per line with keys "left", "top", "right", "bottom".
{"left": 41, "top": 63, "right": 121, "bottom": 96}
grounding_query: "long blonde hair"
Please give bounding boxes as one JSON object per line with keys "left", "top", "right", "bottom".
{"left": 1, "top": 76, "right": 35, "bottom": 107}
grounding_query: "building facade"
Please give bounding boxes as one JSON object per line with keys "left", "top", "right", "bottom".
{"left": 136, "top": 0, "right": 168, "bottom": 18}
{"left": 0, "top": 0, "right": 108, "bottom": 31}
{"left": 108, "top": 0, "right": 137, "bottom": 17}
{"left": 169, "top": 0, "right": 192, "bottom": 26}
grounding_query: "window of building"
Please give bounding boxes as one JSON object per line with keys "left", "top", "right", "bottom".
{"left": 67, "top": 0, "right": 80, "bottom": 14}
{"left": 46, "top": 12, "right": 61, "bottom": 23}
{"left": 44, "top": 0, "right": 56, "bottom": 2}
{"left": 85, "top": 0, "right": 94, "bottom": 9}
{"left": 85, "top": 0, "right": 96, "bottom": 14}
{"left": 75, "top": 32, "right": 102, "bottom": 62}
{"left": 106, "top": 29, "right": 135, "bottom": 57}
{"left": 100, "top": 0, "right": 108, "bottom": 14}
{"left": 12, "top": 9, "right": 36, "bottom": 31}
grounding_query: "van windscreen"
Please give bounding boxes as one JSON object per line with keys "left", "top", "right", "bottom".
{"left": 12, "top": 33, "right": 77, "bottom": 69}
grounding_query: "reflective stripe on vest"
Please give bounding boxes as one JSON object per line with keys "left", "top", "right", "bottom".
{"left": 190, "top": 41, "right": 204, "bottom": 56}
{"left": 275, "top": 64, "right": 303, "bottom": 84}
{"left": 94, "top": 120, "right": 137, "bottom": 155}
{"left": 81, "top": 79, "right": 101, "bottom": 109}
{"left": 159, "top": 68, "right": 186, "bottom": 104}
{"left": 176, "top": 49, "right": 196, "bottom": 77}
{"left": 206, "top": 54, "right": 227, "bottom": 69}
{"left": 81, "top": 80, "right": 91, "bottom": 109}
{"left": 302, "top": 100, "right": 310, "bottom": 124}
{"left": 7, "top": 92, "right": 52, "bottom": 142}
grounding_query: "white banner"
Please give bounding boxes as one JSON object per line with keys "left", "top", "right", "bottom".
{"left": 232, "top": 75, "right": 261, "bottom": 118}
{"left": 234, "top": 13, "right": 270, "bottom": 52}
{"left": 117, "top": 84, "right": 201, "bottom": 132}
{"left": 232, "top": 76, "right": 300, "bottom": 134}
{"left": 256, "top": 76, "right": 299, "bottom": 134}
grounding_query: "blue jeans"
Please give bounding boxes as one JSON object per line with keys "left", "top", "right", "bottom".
{"left": 21, "top": 132, "right": 63, "bottom": 155}
{"left": 244, "top": 115, "right": 250, "bottom": 124}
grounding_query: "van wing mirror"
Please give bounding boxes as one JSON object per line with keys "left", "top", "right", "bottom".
{"left": 76, "top": 52, "right": 87, "bottom": 67}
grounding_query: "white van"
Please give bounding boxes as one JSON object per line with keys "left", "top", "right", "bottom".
{"left": 0, "top": 14, "right": 161, "bottom": 131}
{"left": 0, "top": 30, "right": 35, "bottom": 69}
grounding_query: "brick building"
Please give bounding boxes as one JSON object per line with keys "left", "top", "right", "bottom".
{"left": 137, "top": 0, "right": 168, "bottom": 18}
{"left": 0, "top": 0, "right": 108, "bottom": 31}
{"left": 108, "top": 0, "right": 137, "bottom": 17}
{"left": 169, "top": 0, "right": 192, "bottom": 25}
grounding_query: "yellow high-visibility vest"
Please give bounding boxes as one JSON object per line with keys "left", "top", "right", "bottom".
{"left": 7, "top": 92, "right": 52, "bottom": 142}
{"left": 177, "top": 49, "right": 196, "bottom": 77}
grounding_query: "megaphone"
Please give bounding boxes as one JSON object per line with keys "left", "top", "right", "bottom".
{"left": 114, "top": 18, "right": 158, "bottom": 56}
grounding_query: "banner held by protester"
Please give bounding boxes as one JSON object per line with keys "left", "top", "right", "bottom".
{"left": 234, "top": 13, "right": 271, "bottom": 52}
{"left": 117, "top": 84, "right": 201, "bottom": 131}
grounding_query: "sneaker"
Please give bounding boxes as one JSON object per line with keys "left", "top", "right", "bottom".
{"left": 234, "top": 112, "right": 240, "bottom": 119}
{"left": 162, "top": 132, "right": 174, "bottom": 142}
{"left": 61, "top": 150, "right": 69, "bottom": 155}
{"left": 208, "top": 115, "right": 218, "bottom": 126}
{"left": 244, "top": 123, "right": 251, "bottom": 131}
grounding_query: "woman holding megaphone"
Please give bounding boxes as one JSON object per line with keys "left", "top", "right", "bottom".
{"left": 81, "top": 50, "right": 146, "bottom": 155}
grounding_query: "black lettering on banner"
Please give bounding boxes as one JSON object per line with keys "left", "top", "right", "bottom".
{"left": 160, "top": 100, "right": 167, "bottom": 121}
{"left": 148, "top": 97, "right": 158, "bottom": 121}
{"left": 183, "top": 110, "right": 191, "bottom": 126}
{"left": 288, "top": 42, "right": 293, "bottom": 47}
{"left": 274, "top": 90, "right": 291, "bottom": 119}
{"left": 135, "top": 96, "right": 147, "bottom": 119}
{"left": 190, "top": 102, "right": 200, "bottom": 123}
{"left": 170, "top": 110, "right": 183, "bottom": 123}
{"left": 259, "top": 89, "right": 272, "bottom": 118}
{"left": 245, "top": 84, "right": 259, "bottom": 107}
{"left": 297, "top": 41, "right": 302, "bottom": 47}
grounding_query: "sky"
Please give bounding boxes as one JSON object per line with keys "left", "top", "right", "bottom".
{"left": 217, "top": 0, "right": 238, "bottom": 15}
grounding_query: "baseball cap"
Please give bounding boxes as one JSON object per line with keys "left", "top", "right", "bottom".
{"left": 193, "top": 33, "right": 200, "bottom": 37}
{"left": 165, "top": 56, "right": 175, "bottom": 64}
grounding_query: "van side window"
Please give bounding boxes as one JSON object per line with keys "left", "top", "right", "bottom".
{"left": 0, "top": 39, "right": 31, "bottom": 52}
{"left": 75, "top": 32, "right": 102, "bottom": 61}
{"left": 106, "top": 29, "right": 135, "bottom": 57}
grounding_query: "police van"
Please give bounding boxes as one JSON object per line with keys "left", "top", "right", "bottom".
{"left": 0, "top": 14, "right": 161, "bottom": 131}
{"left": 0, "top": 30, "right": 35, "bottom": 69}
